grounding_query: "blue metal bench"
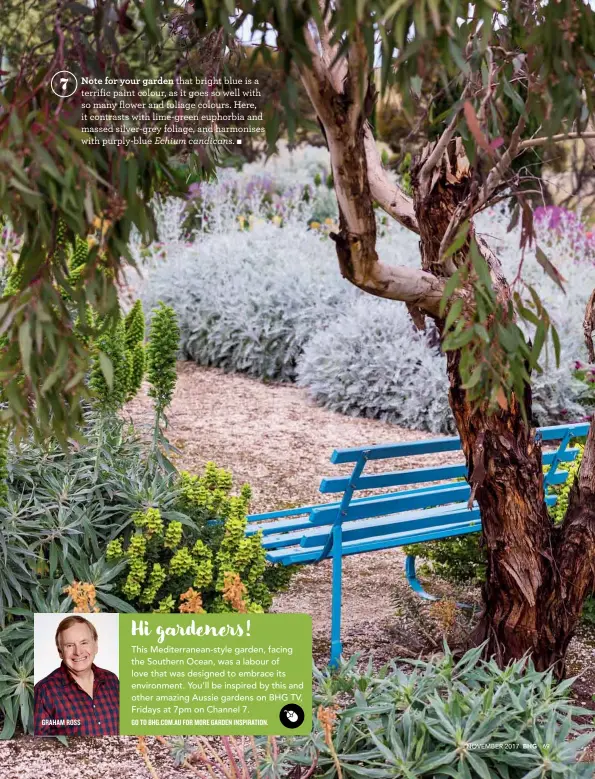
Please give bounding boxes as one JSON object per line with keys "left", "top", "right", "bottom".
{"left": 246, "top": 422, "right": 589, "bottom": 667}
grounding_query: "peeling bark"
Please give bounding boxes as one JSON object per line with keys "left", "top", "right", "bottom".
{"left": 413, "top": 138, "right": 595, "bottom": 677}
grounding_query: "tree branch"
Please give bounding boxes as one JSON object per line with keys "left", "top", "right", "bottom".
{"left": 437, "top": 116, "right": 528, "bottom": 257}
{"left": 294, "top": 7, "right": 440, "bottom": 315}
{"left": 309, "top": 1, "right": 346, "bottom": 92}
{"left": 303, "top": 22, "right": 332, "bottom": 92}
{"left": 419, "top": 89, "right": 471, "bottom": 189}
{"left": 329, "top": 229, "right": 444, "bottom": 313}
{"left": 518, "top": 132, "right": 595, "bottom": 151}
{"left": 363, "top": 123, "right": 418, "bottom": 232}
{"left": 346, "top": 25, "right": 369, "bottom": 133}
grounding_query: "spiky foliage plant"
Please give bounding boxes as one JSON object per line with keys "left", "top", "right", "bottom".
{"left": 89, "top": 315, "right": 130, "bottom": 412}
{"left": 259, "top": 643, "right": 595, "bottom": 779}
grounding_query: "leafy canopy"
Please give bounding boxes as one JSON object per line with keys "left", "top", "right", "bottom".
{"left": 1, "top": 0, "right": 594, "bottom": 438}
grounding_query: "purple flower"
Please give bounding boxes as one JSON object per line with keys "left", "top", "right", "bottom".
{"left": 245, "top": 174, "right": 275, "bottom": 198}
{"left": 534, "top": 205, "right": 577, "bottom": 230}
{"left": 575, "top": 360, "right": 583, "bottom": 370}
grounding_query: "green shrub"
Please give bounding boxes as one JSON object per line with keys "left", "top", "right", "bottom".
{"left": 257, "top": 644, "right": 595, "bottom": 778}
{"left": 0, "top": 624, "right": 33, "bottom": 739}
{"left": 124, "top": 300, "right": 146, "bottom": 400}
{"left": 71, "top": 235, "right": 90, "bottom": 270}
{"left": 547, "top": 444, "right": 584, "bottom": 525}
{"left": 0, "top": 582, "right": 74, "bottom": 738}
{"left": 405, "top": 533, "right": 486, "bottom": 584}
{"left": 106, "top": 462, "right": 294, "bottom": 613}
{"left": 0, "top": 410, "right": 178, "bottom": 622}
{"left": 55, "top": 235, "right": 148, "bottom": 412}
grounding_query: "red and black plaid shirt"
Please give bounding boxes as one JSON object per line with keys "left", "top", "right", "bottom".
{"left": 34, "top": 662, "right": 119, "bottom": 736}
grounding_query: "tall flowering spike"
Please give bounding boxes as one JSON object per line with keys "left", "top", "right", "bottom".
{"left": 89, "top": 314, "right": 130, "bottom": 411}
{"left": 140, "top": 564, "right": 167, "bottom": 606}
{"left": 54, "top": 217, "right": 69, "bottom": 262}
{"left": 124, "top": 300, "right": 146, "bottom": 351}
{"left": 146, "top": 302, "right": 180, "bottom": 417}
{"left": 126, "top": 341, "right": 146, "bottom": 402}
{"left": 71, "top": 235, "right": 89, "bottom": 270}
{"left": 73, "top": 304, "right": 95, "bottom": 349}
{"left": 163, "top": 520, "right": 183, "bottom": 549}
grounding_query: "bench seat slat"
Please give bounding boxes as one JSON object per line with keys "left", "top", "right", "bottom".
{"left": 246, "top": 487, "right": 451, "bottom": 535}
{"left": 261, "top": 493, "right": 558, "bottom": 556}
{"left": 265, "top": 519, "right": 484, "bottom": 566}
{"left": 251, "top": 484, "right": 563, "bottom": 544}
{"left": 300, "top": 503, "right": 479, "bottom": 549}
{"left": 259, "top": 502, "right": 477, "bottom": 550}
{"left": 247, "top": 482, "right": 468, "bottom": 536}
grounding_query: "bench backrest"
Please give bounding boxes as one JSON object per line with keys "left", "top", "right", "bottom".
{"left": 313, "top": 422, "right": 589, "bottom": 524}
{"left": 246, "top": 422, "right": 589, "bottom": 531}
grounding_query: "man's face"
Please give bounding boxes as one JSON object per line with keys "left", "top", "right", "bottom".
{"left": 58, "top": 623, "right": 98, "bottom": 675}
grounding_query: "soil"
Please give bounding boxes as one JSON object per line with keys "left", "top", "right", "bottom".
{"left": 1, "top": 362, "right": 594, "bottom": 776}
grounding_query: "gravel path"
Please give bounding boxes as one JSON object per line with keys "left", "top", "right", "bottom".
{"left": 2, "top": 362, "right": 594, "bottom": 776}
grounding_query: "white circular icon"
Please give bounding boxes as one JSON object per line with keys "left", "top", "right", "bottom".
{"left": 51, "top": 71, "right": 78, "bottom": 98}
{"left": 286, "top": 710, "right": 298, "bottom": 722}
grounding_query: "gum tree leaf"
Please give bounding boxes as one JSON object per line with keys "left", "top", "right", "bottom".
{"left": 535, "top": 246, "right": 566, "bottom": 293}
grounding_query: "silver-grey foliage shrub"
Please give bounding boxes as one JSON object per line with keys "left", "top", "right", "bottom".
{"left": 297, "top": 208, "right": 594, "bottom": 432}
{"left": 132, "top": 145, "right": 595, "bottom": 432}
{"left": 136, "top": 221, "right": 359, "bottom": 381}
{"left": 297, "top": 296, "right": 456, "bottom": 433}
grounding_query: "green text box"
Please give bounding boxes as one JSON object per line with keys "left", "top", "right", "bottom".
{"left": 119, "top": 614, "right": 312, "bottom": 735}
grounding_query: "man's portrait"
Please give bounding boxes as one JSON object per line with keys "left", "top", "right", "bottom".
{"left": 34, "top": 614, "right": 119, "bottom": 736}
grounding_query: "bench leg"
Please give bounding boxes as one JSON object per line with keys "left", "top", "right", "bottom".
{"left": 330, "top": 525, "right": 343, "bottom": 669}
{"left": 405, "top": 555, "right": 439, "bottom": 601}
{"left": 405, "top": 555, "right": 474, "bottom": 610}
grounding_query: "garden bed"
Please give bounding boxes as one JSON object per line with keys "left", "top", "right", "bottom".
{"left": 1, "top": 361, "right": 594, "bottom": 777}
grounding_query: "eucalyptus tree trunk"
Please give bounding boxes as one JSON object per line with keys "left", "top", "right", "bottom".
{"left": 449, "top": 355, "right": 595, "bottom": 678}
{"left": 411, "top": 145, "right": 595, "bottom": 677}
